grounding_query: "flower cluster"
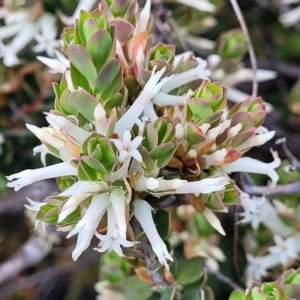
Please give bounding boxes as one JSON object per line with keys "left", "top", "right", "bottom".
{"left": 6, "top": 0, "right": 280, "bottom": 275}
{"left": 0, "top": 2, "right": 60, "bottom": 66}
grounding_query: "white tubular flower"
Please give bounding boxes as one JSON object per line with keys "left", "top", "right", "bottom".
{"left": 153, "top": 92, "right": 187, "bottom": 106}
{"left": 24, "top": 197, "right": 46, "bottom": 231}
{"left": 156, "top": 178, "right": 186, "bottom": 191}
{"left": 95, "top": 204, "right": 134, "bottom": 256}
{"left": 280, "top": 5, "right": 300, "bottom": 27}
{"left": 161, "top": 58, "right": 211, "bottom": 94}
{"left": 59, "top": 0, "right": 97, "bottom": 25}
{"left": 176, "top": 177, "right": 230, "bottom": 196}
{"left": 134, "top": 0, "right": 151, "bottom": 36}
{"left": 240, "top": 196, "right": 293, "bottom": 237}
{"left": 45, "top": 114, "right": 90, "bottom": 145}
{"left": 0, "top": 21, "right": 36, "bottom": 66}
{"left": 175, "top": 0, "right": 216, "bottom": 13}
{"left": 37, "top": 51, "right": 69, "bottom": 74}
{"left": 134, "top": 200, "right": 173, "bottom": 270}
{"left": 0, "top": 22, "right": 22, "bottom": 40}
{"left": 114, "top": 66, "right": 171, "bottom": 134}
{"left": 222, "top": 69, "right": 277, "bottom": 87}
{"left": 134, "top": 175, "right": 160, "bottom": 191}
{"left": 240, "top": 193, "right": 264, "bottom": 215}
{"left": 226, "top": 87, "right": 274, "bottom": 113}
{"left": 33, "top": 144, "right": 50, "bottom": 166}
{"left": 202, "top": 207, "right": 226, "bottom": 236}
{"left": 67, "top": 193, "right": 111, "bottom": 261}
{"left": 94, "top": 104, "right": 108, "bottom": 135}
{"left": 223, "top": 152, "right": 281, "bottom": 186}
{"left": 58, "top": 181, "right": 105, "bottom": 223}
{"left": 26, "top": 124, "right": 64, "bottom": 150}
{"left": 113, "top": 130, "right": 143, "bottom": 164}
{"left": 33, "top": 14, "right": 60, "bottom": 57}
{"left": 245, "top": 253, "right": 280, "bottom": 287}
{"left": 268, "top": 235, "right": 300, "bottom": 265}
{"left": 206, "top": 119, "right": 231, "bottom": 140}
{"left": 144, "top": 102, "right": 158, "bottom": 122}
{"left": 203, "top": 149, "right": 228, "bottom": 168}
{"left": 6, "top": 162, "right": 77, "bottom": 191}
{"left": 235, "top": 130, "right": 276, "bottom": 152}
{"left": 173, "top": 51, "right": 193, "bottom": 69}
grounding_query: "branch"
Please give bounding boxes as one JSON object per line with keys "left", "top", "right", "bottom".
{"left": 0, "top": 180, "right": 58, "bottom": 216}
{"left": 0, "top": 227, "right": 58, "bottom": 285}
{"left": 206, "top": 267, "right": 244, "bottom": 291}
{"left": 242, "top": 181, "right": 300, "bottom": 197}
{"left": 276, "top": 137, "right": 300, "bottom": 172}
{"left": 229, "top": 0, "right": 258, "bottom": 98}
{"left": 131, "top": 217, "right": 168, "bottom": 288}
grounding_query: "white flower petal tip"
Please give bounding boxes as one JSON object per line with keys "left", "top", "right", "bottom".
{"left": 115, "top": 67, "right": 170, "bottom": 134}
{"left": 37, "top": 52, "right": 69, "bottom": 74}
{"left": 202, "top": 208, "right": 226, "bottom": 236}
{"left": 114, "top": 130, "right": 144, "bottom": 164}
{"left": 223, "top": 151, "right": 281, "bottom": 187}
{"left": 175, "top": 177, "right": 229, "bottom": 196}
{"left": 133, "top": 200, "right": 173, "bottom": 269}
{"left": 161, "top": 57, "right": 210, "bottom": 93}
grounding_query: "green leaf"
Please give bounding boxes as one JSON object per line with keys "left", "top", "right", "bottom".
{"left": 186, "top": 98, "right": 213, "bottom": 123}
{"left": 83, "top": 18, "right": 99, "bottom": 42}
{"left": 77, "top": 159, "right": 98, "bottom": 181}
{"left": 150, "top": 141, "right": 178, "bottom": 168}
{"left": 185, "top": 123, "right": 206, "bottom": 144}
{"left": 70, "top": 64, "right": 90, "bottom": 91}
{"left": 86, "top": 29, "right": 113, "bottom": 72}
{"left": 181, "top": 290, "right": 202, "bottom": 300}
{"left": 229, "top": 289, "right": 246, "bottom": 300}
{"left": 76, "top": 10, "right": 93, "bottom": 46}
{"left": 154, "top": 209, "right": 170, "bottom": 240}
{"left": 160, "top": 287, "right": 176, "bottom": 300}
{"left": 175, "top": 256, "right": 205, "bottom": 285}
{"left": 69, "top": 90, "right": 99, "bottom": 121}
{"left": 154, "top": 116, "right": 175, "bottom": 145}
{"left": 80, "top": 156, "right": 107, "bottom": 173}
{"left": 123, "top": 276, "right": 153, "bottom": 300}
{"left": 93, "top": 58, "right": 122, "bottom": 100}
{"left": 69, "top": 45, "right": 97, "bottom": 83}
{"left": 143, "top": 122, "right": 158, "bottom": 151}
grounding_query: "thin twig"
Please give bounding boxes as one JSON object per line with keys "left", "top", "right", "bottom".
{"left": 229, "top": 0, "right": 258, "bottom": 98}
{"left": 0, "top": 229, "right": 58, "bottom": 285}
{"left": 242, "top": 182, "right": 300, "bottom": 197}
{"left": 131, "top": 217, "right": 168, "bottom": 288}
{"left": 206, "top": 267, "right": 244, "bottom": 291}
{"left": 276, "top": 138, "right": 300, "bottom": 172}
{"left": 0, "top": 249, "right": 98, "bottom": 299}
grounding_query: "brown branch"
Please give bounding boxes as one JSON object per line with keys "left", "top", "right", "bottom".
{"left": 276, "top": 138, "right": 300, "bottom": 173}
{"left": 206, "top": 267, "right": 244, "bottom": 291}
{"left": 131, "top": 217, "right": 168, "bottom": 288}
{"left": 0, "top": 180, "right": 58, "bottom": 216}
{"left": 0, "top": 227, "right": 58, "bottom": 285}
{"left": 242, "top": 181, "right": 300, "bottom": 197}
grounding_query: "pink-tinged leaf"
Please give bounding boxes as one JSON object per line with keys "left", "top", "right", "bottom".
{"left": 86, "top": 29, "right": 113, "bottom": 72}
{"left": 223, "top": 149, "right": 241, "bottom": 164}
{"left": 93, "top": 58, "right": 122, "bottom": 100}
{"left": 186, "top": 98, "right": 213, "bottom": 123}
{"left": 110, "top": 18, "right": 134, "bottom": 42}
{"left": 230, "top": 128, "right": 256, "bottom": 148}
{"left": 185, "top": 123, "right": 206, "bottom": 145}
{"left": 231, "top": 111, "right": 254, "bottom": 131}
{"left": 69, "top": 90, "right": 99, "bottom": 121}
{"left": 69, "top": 45, "right": 97, "bottom": 83}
